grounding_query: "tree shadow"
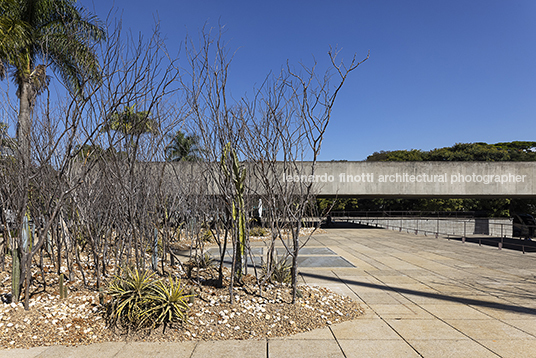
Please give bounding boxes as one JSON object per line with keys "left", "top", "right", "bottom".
{"left": 320, "top": 221, "right": 383, "bottom": 229}
{"left": 300, "top": 271, "right": 536, "bottom": 316}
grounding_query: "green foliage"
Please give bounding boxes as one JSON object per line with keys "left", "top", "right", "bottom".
{"left": 103, "top": 105, "right": 157, "bottom": 137}
{"left": 367, "top": 141, "right": 536, "bottom": 162}
{"left": 249, "top": 226, "right": 268, "bottom": 237}
{"left": 191, "top": 252, "right": 214, "bottom": 269}
{"left": 144, "top": 275, "right": 190, "bottom": 328}
{"left": 201, "top": 230, "right": 214, "bottom": 242}
{"left": 0, "top": 0, "right": 105, "bottom": 96}
{"left": 221, "top": 142, "right": 247, "bottom": 281}
{"left": 263, "top": 257, "right": 292, "bottom": 284}
{"left": 367, "top": 149, "right": 425, "bottom": 161}
{"left": 106, "top": 268, "right": 155, "bottom": 329}
{"left": 317, "top": 198, "right": 359, "bottom": 212}
{"left": 165, "top": 131, "right": 203, "bottom": 162}
{"left": 105, "top": 268, "right": 189, "bottom": 330}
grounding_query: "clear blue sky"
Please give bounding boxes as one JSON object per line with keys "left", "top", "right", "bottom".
{"left": 85, "top": 0, "right": 536, "bottom": 160}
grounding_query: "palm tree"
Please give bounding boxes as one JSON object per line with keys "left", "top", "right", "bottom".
{"left": 103, "top": 104, "right": 158, "bottom": 152}
{"left": 0, "top": 0, "right": 105, "bottom": 163}
{"left": 165, "top": 130, "right": 203, "bottom": 162}
{"left": 0, "top": 0, "right": 104, "bottom": 304}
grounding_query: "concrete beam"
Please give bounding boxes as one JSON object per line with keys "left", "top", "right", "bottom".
{"left": 294, "top": 162, "right": 536, "bottom": 198}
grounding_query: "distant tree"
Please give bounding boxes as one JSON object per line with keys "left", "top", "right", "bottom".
{"left": 363, "top": 141, "right": 536, "bottom": 216}
{"left": 165, "top": 130, "right": 203, "bottom": 162}
{"left": 317, "top": 198, "right": 359, "bottom": 213}
{"left": 492, "top": 141, "right": 536, "bottom": 161}
{"left": 367, "top": 149, "right": 424, "bottom": 161}
{"left": 367, "top": 142, "right": 536, "bottom": 162}
{"left": 103, "top": 105, "right": 157, "bottom": 151}
{"left": 427, "top": 143, "right": 510, "bottom": 161}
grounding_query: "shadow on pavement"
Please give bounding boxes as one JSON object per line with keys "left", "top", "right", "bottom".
{"left": 320, "top": 221, "right": 383, "bottom": 229}
{"left": 300, "top": 271, "right": 536, "bottom": 316}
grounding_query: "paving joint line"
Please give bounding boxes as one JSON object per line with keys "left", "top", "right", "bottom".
{"left": 366, "top": 271, "right": 503, "bottom": 358}
{"left": 330, "top": 270, "right": 424, "bottom": 358}
{"left": 339, "top": 235, "right": 534, "bottom": 313}
{"left": 328, "top": 325, "right": 347, "bottom": 358}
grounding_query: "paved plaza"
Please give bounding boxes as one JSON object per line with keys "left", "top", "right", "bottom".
{"left": 3, "top": 226, "right": 536, "bottom": 357}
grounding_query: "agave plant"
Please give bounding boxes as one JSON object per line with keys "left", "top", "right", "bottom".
{"left": 106, "top": 268, "right": 156, "bottom": 329}
{"left": 263, "top": 257, "right": 292, "bottom": 285}
{"left": 105, "top": 268, "right": 190, "bottom": 330}
{"left": 142, "top": 275, "right": 190, "bottom": 330}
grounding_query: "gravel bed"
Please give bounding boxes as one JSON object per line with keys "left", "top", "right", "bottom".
{"left": 0, "top": 282, "right": 362, "bottom": 349}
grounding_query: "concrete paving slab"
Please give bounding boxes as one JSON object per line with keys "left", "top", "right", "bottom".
{"left": 477, "top": 339, "right": 536, "bottom": 358}
{"left": 114, "top": 341, "right": 197, "bottom": 358}
{"left": 268, "top": 339, "right": 344, "bottom": 358}
{"left": 299, "top": 270, "right": 342, "bottom": 285}
{"left": 280, "top": 247, "right": 336, "bottom": 255}
{"left": 278, "top": 327, "right": 334, "bottom": 340}
{"left": 470, "top": 305, "right": 536, "bottom": 320}
{"left": 418, "top": 303, "right": 493, "bottom": 320}
{"left": 363, "top": 275, "right": 421, "bottom": 285}
{"left": 357, "top": 293, "right": 411, "bottom": 305}
{"left": 445, "top": 319, "right": 535, "bottom": 340}
{"left": 337, "top": 339, "right": 420, "bottom": 358}
{"left": 297, "top": 255, "right": 355, "bottom": 268}
{"left": 191, "top": 339, "right": 266, "bottom": 358}
{"left": 408, "top": 339, "right": 499, "bottom": 357}
{"left": 35, "top": 342, "right": 126, "bottom": 358}
{"left": 0, "top": 347, "right": 48, "bottom": 358}
{"left": 386, "top": 319, "right": 467, "bottom": 340}
{"left": 315, "top": 283, "right": 364, "bottom": 301}
{"left": 330, "top": 318, "right": 401, "bottom": 340}
{"left": 367, "top": 304, "right": 434, "bottom": 319}
{"left": 502, "top": 319, "right": 536, "bottom": 336}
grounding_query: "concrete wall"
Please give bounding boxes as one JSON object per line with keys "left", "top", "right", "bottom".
{"left": 351, "top": 217, "right": 513, "bottom": 237}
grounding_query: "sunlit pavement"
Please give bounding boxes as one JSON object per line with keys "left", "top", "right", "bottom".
{"left": 4, "top": 226, "right": 536, "bottom": 357}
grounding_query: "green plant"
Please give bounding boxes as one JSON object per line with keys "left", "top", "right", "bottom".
{"left": 202, "top": 230, "right": 214, "bottom": 242}
{"left": 263, "top": 257, "right": 292, "bottom": 284}
{"left": 144, "top": 275, "right": 190, "bottom": 329}
{"left": 105, "top": 268, "right": 191, "bottom": 330}
{"left": 191, "top": 252, "right": 214, "bottom": 269}
{"left": 249, "top": 226, "right": 268, "bottom": 237}
{"left": 221, "top": 142, "right": 247, "bottom": 282}
{"left": 106, "top": 268, "right": 156, "bottom": 329}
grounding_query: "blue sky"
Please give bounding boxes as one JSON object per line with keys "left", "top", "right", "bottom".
{"left": 84, "top": 0, "right": 536, "bottom": 160}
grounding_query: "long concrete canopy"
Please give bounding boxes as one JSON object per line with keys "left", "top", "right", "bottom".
{"left": 160, "top": 161, "right": 536, "bottom": 198}
{"left": 292, "top": 162, "right": 536, "bottom": 198}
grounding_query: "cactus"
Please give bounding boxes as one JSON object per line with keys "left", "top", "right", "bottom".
{"left": 189, "top": 287, "right": 195, "bottom": 304}
{"left": 221, "top": 143, "right": 247, "bottom": 282}
{"left": 59, "top": 273, "right": 64, "bottom": 299}
{"left": 152, "top": 227, "right": 158, "bottom": 271}
{"left": 11, "top": 247, "right": 20, "bottom": 302}
{"left": 12, "top": 215, "right": 30, "bottom": 303}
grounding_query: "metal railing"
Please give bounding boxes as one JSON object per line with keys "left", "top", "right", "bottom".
{"left": 328, "top": 211, "right": 536, "bottom": 254}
